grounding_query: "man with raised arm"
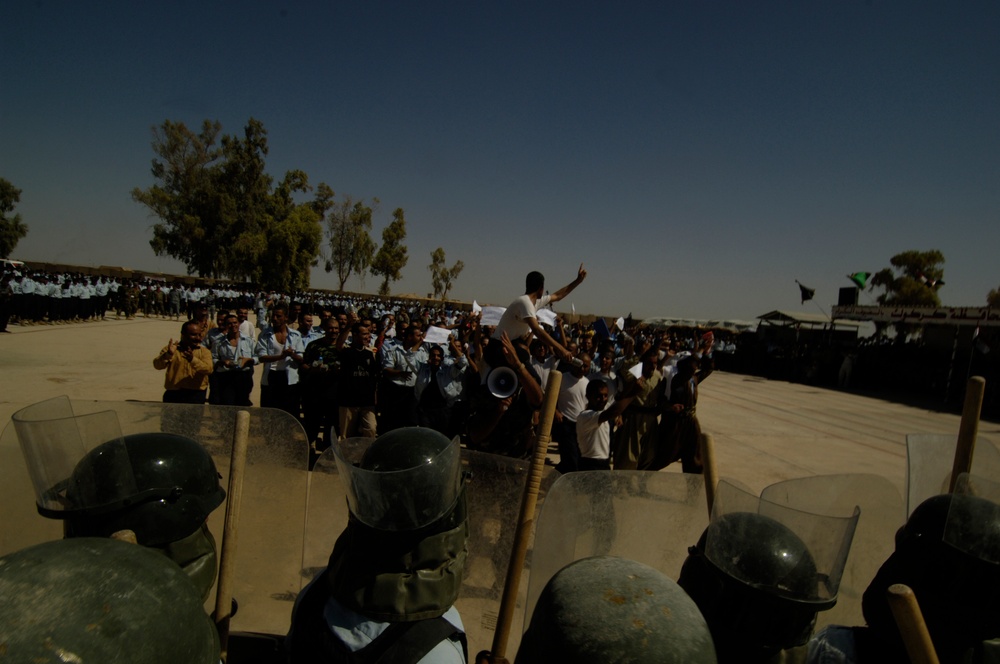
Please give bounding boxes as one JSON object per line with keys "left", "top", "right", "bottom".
{"left": 487, "top": 264, "right": 587, "bottom": 370}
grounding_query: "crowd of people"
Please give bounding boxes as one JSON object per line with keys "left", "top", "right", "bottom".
{"left": 150, "top": 265, "right": 717, "bottom": 474}
{"left": 0, "top": 264, "right": 720, "bottom": 473}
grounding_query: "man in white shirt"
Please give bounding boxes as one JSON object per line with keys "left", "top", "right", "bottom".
{"left": 576, "top": 378, "right": 640, "bottom": 471}
{"left": 554, "top": 353, "right": 590, "bottom": 474}
{"left": 487, "top": 264, "right": 588, "bottom": 371}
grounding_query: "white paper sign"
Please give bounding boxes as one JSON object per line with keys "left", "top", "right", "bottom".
{"left": 480, "top": 306, "right": 505, "bottom": 327}
{"left": 423, "top": 325, "right": 453, "bottom": 346}
{"left": 536, "top": 308, "right": 557, "bottom": 328}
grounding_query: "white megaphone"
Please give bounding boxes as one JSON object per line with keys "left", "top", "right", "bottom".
{"left": 487, "top": 366, "right": 519, "bottom": 399}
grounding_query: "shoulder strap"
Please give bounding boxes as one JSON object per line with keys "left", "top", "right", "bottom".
{"left": 354, "top": 616, "right": 467, "bottom": 664}
{"left": 289, "top": 574, "right": 467, "bottom": 664}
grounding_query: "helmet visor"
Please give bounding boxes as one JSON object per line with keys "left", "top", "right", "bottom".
{"left": 946, "top": 473, "right": 1000, "bottom": 564}
{"left": 705, "top": 480, "right": 860, "bottom": 603}
{"left": 13, "top": 396, "right": 138, "bottom": 516}
{"left": 332, "top": 434, "right": 462, "bottom": 531}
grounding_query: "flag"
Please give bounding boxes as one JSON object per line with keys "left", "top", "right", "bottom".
{"left": 592, "top": 318, "right": 611, "bottom": 339}
{"left": 796, "top": 280, "right": 815, "bottom": 304}
{"left": 917, "top": 272, "right": 945, "bottom": 289}
{"left": 974, "top": 326, "right": 991, "bottom": 354}
{"left": 848, "top": 272, "right": 869, "bottom": 289}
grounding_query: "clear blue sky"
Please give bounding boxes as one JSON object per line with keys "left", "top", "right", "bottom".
{"left": 3, "top": 1, "right": 998, "bottom": 320}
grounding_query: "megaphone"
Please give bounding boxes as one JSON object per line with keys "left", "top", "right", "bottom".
{"left": 487, "top": 366, "right": 519, "bottom": 399}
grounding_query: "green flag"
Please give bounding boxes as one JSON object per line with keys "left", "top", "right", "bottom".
{"left": 848, "top": 272, "right": 869, "bottom": 289}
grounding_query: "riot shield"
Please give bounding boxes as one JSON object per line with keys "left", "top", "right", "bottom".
{"left": 906, "top": 433, "right": 1000, "bottom": 516}
{"left": 758, "top": 473, "right": 904, "bottom": 629}
{"left": 305, "top": 443, "right": 559, "bottom": 658}
{"left": 524, "top": 471, "right": 710, "bottom": 630}
{"left": 2, "top": 400, "right": 310, "bottom": 637}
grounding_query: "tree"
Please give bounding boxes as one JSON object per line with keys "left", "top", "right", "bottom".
{"left": 988, "top": 288, "right": 1000, "bottom": 308}
{"left": 132, "top": 120, "right": 223, "bottom": 277}
{"left": 324, "top": 197, "right": 377, "bottom": 291}
{"left": 370, "top": 208, "right": 408, "bottom": 296}
{"left": 0, "top": 178, "right": 28, "bottom": 258}
{"left": 132, "top": 118, "right": 329, "bottom": 291}
{"left": 429, "top": 247, "right": 464, "bottom": 301}
{"left": 869, "top": 249, "right": 946, "bottom": 307}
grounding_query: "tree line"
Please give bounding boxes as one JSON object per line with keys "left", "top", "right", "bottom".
{"left": 3, "top": 120, "right": 998, "bottom": 309}
{"left": 128, "top": 118, "right": 462, "bottom": 297}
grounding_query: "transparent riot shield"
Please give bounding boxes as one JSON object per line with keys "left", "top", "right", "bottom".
{"left": 2, "top": 400, "right": 310, "bottom": 638}
{"left": 905, "top": 433, "right": 1000, "bottom": 516}
{"left": 524, "top": 471, "right": 710, "bottom": 630}
{"left": 758, "top": 473, "right": 904, "bottom": 630}
{"left": 306, "top": 443, "right": 559, "bottom": 658}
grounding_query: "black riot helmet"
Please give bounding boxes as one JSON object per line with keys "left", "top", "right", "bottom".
{"left": 64, "top": 432, "right": 226, "bottom": 546}
{"left": 862, "top": 473, "right": 1000, "bottom": 663}
{"left": 328, "top": 428, "right": 469, "bottom": 622}
{"left": 678, "top": 481, "right": 859, "bottom": 664}
{"left": 13, "top": 397, "right": 225, "bottom": 547}
{"left": 517, "top": 556, "right": 718, "bottom": 664}
{"left": 336, "top": 426, "right": 464, "bottom": 532}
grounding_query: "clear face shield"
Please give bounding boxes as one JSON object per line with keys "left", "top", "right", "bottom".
{"left": 705, "top": 480, "right": 861, "bottom": 607}
{"left": 945, "top": 473, "right": 1000, "bottom": 564}
{"left": 12, "top": 396, "right": 144, "bottom": 519}
{"left": 332, "top": 432, "right": 463, "bottom": 532}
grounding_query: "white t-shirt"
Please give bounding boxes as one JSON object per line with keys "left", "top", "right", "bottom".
{"left": 576, "top": 409, "right": 610, "bottom": 459}
{"left": 557, "top": 373, "right": 589, "bottom": 422}
{"left": 492, "top": 294, "right": 552, "bottom": 342}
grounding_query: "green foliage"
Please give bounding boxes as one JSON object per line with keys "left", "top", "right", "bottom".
{"left": 988, "top": 288, "right": 1000, "bottom": 308}
{"left": 0, "top": 177, "right": 28, "bottom": 259}
{"left": 132, "top": 118, "right": 328, "bottom": 292}
{"left": 324, "top": 197, "right": 377, "bottom": 291}
{"left": 370, "top": 208, "right": 409, "bottom": 296}
{"left": 869, "top": 249, "right": 945, "bottom": 307}
{"left": 429, "top": 247, "right": 464, "bottom": 301}
{"left": 869, "top": 249, "right": 946, "bottom": 339}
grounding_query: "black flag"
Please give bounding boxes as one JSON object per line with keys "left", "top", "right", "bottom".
{"left": 796, "top": 280, "right": 815, "bottom": 304}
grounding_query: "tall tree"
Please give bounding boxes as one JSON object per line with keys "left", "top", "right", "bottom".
{"left": 869, "top": 249, "right": 946, "bottom": 307}
{"left": 429, "top": 247, "right": 464, "bottom": 301}
{"left": 132, "top": 120, "right": 223, "bottom": 277}
{"left": 0, "top": 178, "right": 28, "bottom": 258}
{"left": 216, "top": 119, "right": 275, "bottom": 283}
{"left": 370, "top": 208, "right": 409, "bottom": 296}
{"left": 988, "top": 288, "right": 1000, "bottom": 308}
{"left": 133, "top": 118, "right": 329, "bottom": 291}
{"left": 324, "top": 197, "right": 377, "bottom": 291}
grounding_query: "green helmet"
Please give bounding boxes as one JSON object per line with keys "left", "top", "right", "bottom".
{"left": 517, "top": 556, "right": 717, "bottom": 664}
{"left": 0, "top": 538, "right": 220, "bottom": 664}
{"left": 64, "top": 432, "right": 226, "bottom": 547}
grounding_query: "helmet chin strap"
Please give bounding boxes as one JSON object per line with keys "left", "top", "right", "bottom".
{"left": 157, "top": 523, "right": 219, "bottom": 603}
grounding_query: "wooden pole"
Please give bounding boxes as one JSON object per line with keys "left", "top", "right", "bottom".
{"left": 701, "top": 433, "right": 718, "bottom": 517}
{"left": 950, "top": 376, "right": 985, "bottom": 492}
{"left": 490, "top": 371, "right": 562, "bottom": 662}
{"left": 887, "top": 583, "right": 940, "bottom": 664}
{"left": 215, "top": 410, "right": 251, "bottom": 662}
